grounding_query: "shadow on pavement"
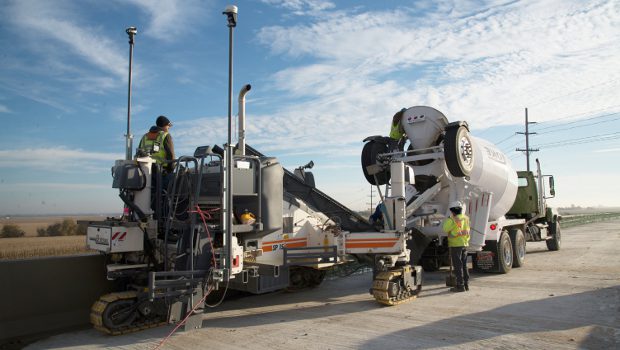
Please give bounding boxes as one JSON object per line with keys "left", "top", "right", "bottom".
{"left": 359, "top": 286, "right": 620, "bottom": 349}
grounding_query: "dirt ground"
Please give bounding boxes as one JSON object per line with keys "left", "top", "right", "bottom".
{"left": 28, "top": 220, "right": 620, "bottom": 350}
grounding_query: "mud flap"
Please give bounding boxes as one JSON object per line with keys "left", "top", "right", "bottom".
{"left": 407, "top": 229, "right": 432, "bottom": 265}
{"left": 472, "top": 250, "right": 499, "bottom": 272}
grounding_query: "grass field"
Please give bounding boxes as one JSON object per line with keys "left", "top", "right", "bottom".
{"left": 0, "top": 235, "right": 94, "bottom": 260}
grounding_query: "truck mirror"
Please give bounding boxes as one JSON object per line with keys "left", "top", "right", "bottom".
{"left": 549, "top": 176, "right": 555, "bottom": 196}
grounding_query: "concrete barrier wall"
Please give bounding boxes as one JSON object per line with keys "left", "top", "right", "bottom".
{"left": 0, "top": 254, "right": 115, "bottom": 343}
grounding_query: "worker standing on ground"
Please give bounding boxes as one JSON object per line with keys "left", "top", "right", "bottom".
{"left": 442, "top": 201, "right": 471, "bottom": 292}
{"left": 389, "top": 108, "right": 407, "bottom": 151}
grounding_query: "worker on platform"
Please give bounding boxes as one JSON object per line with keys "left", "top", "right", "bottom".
{"left": 137, "top": 115, "right": 176, "bottom": 174}
{"left": 369, "top": 203, "right": 385, "bottom": 228}
{"left": 389, "top": 108, "right": 407, "bottom": 151}
{"left": 442, "top": 201, "right": 471, "bottom": 292}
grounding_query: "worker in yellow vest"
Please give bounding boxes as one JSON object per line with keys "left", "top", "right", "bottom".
{"left": 443, "top": 200, "right": 471, "bottom": 292}
{"left": 389, "top": 108, "right": 407, "bottom": 151}
{"left": 137, "top": 115, "right": 175, "bottom": 173}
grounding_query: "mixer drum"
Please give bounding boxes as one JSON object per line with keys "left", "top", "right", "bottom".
{"left": 467, "top": 137, "right": 519, "bottom": 220}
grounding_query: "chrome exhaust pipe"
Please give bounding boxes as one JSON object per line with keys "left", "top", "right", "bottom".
{"left": 238, "top": 84, "right": 251, "bottom": 155}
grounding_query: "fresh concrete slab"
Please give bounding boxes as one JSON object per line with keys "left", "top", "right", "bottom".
{"left": 28, "top": 220, "right": 620, "bottom": 350}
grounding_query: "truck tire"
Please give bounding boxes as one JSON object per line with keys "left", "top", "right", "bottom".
{"left": 361, "top": 140, "right": 390, "bottom": 185}
{"left": 497, "top": 231, "right": 513, "bottom": 274}
{"left": 546, "top": 221, "right": 561, "bottom": 251}
{"left": 509, "top": 229, "right": 526, "bottom": 268}
{"left": 444, "top": 123, "right": 474, "bottom": 178}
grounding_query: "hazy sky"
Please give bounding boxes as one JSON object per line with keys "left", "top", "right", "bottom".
{"left": 0, "top": 0, "right": 619, "bottom": 215}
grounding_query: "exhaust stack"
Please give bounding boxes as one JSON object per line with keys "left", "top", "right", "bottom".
{"left": 238, "top": 84, "right": 252, "bottom": 155}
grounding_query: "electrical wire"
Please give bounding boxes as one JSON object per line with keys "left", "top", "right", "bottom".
{"left": 530, "top": 105, "right": 620, "bottom": 129}
{"left": 501, "top": 108, "right": 620, "bottom": 154}
{"left": 536, "top": 115, "right": 620, "bottom": 136}
{"left": 534, "top": 132, "right": 620, "bottom": 149}
{"left": 533, "top": 111, "right": 620, "bottom": 133}
{"left": 492, "top": 133, "right": 519, "bottom": 146}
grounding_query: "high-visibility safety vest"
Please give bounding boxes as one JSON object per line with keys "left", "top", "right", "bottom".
{"left": 139, "top": 131, "right": 168, "bottom": 164}
{"left": 443, "top": 214, "right": 471, "bottom": 247}
{"left": 389, "top": 122, "right": 405, "bottom": 140}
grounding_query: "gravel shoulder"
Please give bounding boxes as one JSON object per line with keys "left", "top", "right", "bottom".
{"left": 28, "top": 220, "right": 620, "bottom": 350}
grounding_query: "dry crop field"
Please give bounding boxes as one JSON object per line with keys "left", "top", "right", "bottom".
{"left": 0, "top": 235, "right": 93, "bottom": 260}
{"left": 0, "top": 215, "right": 106, "bottom": 260}
{"left": 0, "top": 215, "right": 104, "bottom": 236}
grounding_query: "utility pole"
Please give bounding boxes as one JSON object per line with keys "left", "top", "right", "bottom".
{"left": 366, "top": 185, "right": 376, "bottom": 213}
{"left": 516, "top": 107, "right": 539, "bottom": 171}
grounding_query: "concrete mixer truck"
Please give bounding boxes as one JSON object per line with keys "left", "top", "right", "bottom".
{"left": 361, "top": 106, "right": 560, "bottom": 275}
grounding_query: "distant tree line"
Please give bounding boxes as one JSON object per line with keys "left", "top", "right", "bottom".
{"left": 37, "top": 219, "right": 87, "bottom": 237}
{"left": 0, "top": 219, "right": 87, "bottom": 238}
{"left": 1, "top": 224, "right": 25, "bottom": 238}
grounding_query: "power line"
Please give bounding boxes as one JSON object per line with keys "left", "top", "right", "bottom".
{"left": 499, "top": 109, "right": 620, "bottom": 154}
{"left": 531, "top": 105, "right": 620, "bottom": 129}
{"left": 501, "top": 139, "right": 525, "bottom": 154}
{"left": 536, "top": 115, "right": 620, "bottom": 135}
{"left": 534, "top": 131, "right": 620, "bottom": 149}
{"left": 493, "top": 133, "right": 519, "bottom": 146}
{"left": 482, "top": 106, "right": 620, "bottom": 143}
{"left": 533, "top": 111, "right": 620, "bottom": 133}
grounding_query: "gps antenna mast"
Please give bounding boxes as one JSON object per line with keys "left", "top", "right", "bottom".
{"left": 222, "top": 5, "right": 238, "bottom": 278}
{"left": 125, "top": 26, "right": 137, "bottom": 160}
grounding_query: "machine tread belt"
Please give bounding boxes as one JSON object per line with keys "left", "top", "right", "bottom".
{"left": 370, "top": 266, "right": 422, "bottom": 306}
{"left": 91, "top": 291, "right": 167, "bottom": 335}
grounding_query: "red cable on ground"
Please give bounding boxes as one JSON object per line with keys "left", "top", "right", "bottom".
{"left": 151, "top": 288, "right": 210, "bottom": 350}
{"left": 152, "top": 205, "right": 221, "bottom": 350}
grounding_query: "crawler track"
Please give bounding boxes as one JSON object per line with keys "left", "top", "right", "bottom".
{"left": 90, "top": 291, "right": 167, "bottom": 335}
{"left": 371, "top": 265, "right": 422, "bottom": 306}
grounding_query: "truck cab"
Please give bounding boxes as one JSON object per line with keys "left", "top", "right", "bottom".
{"left": 506, "top": 160, "right": 561, "bottom": 251}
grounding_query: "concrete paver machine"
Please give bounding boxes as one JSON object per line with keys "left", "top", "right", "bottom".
{"left": 84, "top": 86, "right": 423, "bottom": 335}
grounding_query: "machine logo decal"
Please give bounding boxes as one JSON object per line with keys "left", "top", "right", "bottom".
{"left": 89, "top": 235, "right": 109, "bottom": 246}
{"left": 483, "top": 146, "right": 507, "bottom": 164}
{"left": 262, "top": 237, "right": 307, "bottom": 252}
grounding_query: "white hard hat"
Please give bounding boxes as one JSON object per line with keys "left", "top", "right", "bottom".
{"left": 449, "top": 200, "right": 463, "bottom": 209}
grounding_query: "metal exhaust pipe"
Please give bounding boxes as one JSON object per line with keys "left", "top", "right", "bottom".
{"left": 238, "top": 84, "right": 252, "bottom": 155}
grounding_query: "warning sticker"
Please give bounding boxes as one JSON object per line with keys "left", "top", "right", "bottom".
{"left": 476, "top": 251, "right": 496, "bottom": 270}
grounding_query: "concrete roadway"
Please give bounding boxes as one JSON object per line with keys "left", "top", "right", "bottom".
{"left": 28, "top": 220, "right": 620, "bottom": 349}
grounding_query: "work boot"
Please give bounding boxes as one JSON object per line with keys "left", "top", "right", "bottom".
{"left": 450, "top": 286, "right": 466, "bottom": 293}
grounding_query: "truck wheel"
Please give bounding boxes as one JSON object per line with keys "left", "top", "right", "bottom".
{"left": 361, "top": 140, "right": 390, "bottom": 185}
{"left": 510, "top": 229, "right": 526, "bottom": 268}
{"left": 444, "top": 124, "right": 475, "bottom": 178}
{"left": 497, "top": 231, "right": 513, "bottom": 274}
{"left": 546, "top": 221, "right": 561, "bottom": 251}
